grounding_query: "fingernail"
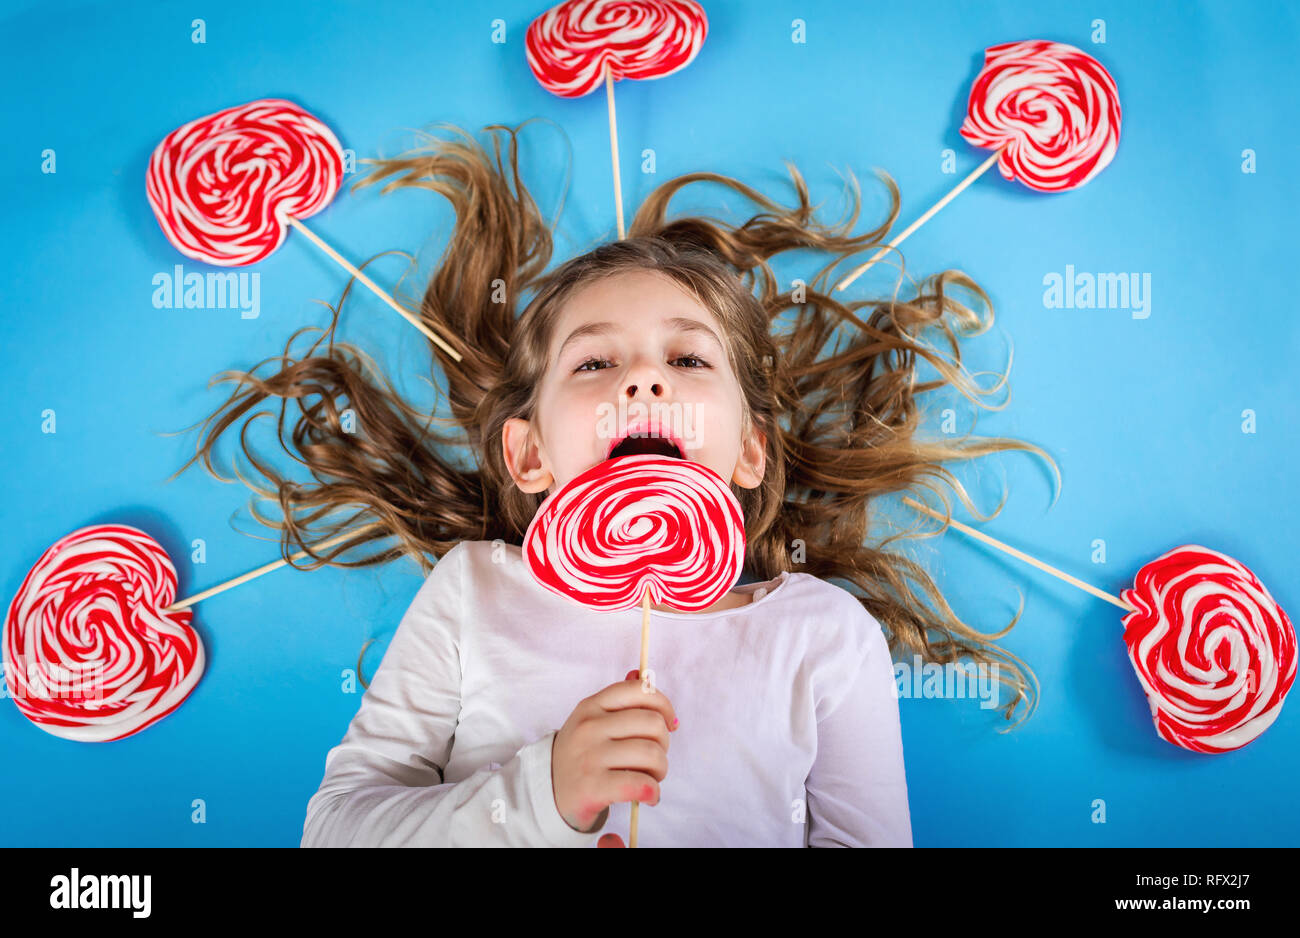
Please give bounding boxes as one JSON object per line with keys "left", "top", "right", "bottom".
{"left": 671, "top": 717, "right": 679, "bottom": 729}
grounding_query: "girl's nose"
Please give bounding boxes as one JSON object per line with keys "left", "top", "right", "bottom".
{"left": 625, "top": 380, "right": 663, "bottom": 398}
{"left": 624, "top": 358, "right": 667, "bottom": 399}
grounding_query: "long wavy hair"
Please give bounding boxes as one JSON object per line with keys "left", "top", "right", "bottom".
{"left": 170, "top": 120, "right": 1059, "bottom": 728}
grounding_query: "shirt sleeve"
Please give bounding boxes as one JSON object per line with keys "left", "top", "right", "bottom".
{"left": 805, "top": 606, "right": 913, "bottom": 848}
{"left": 299, "top": 543, "right": 602, "bottom": 847}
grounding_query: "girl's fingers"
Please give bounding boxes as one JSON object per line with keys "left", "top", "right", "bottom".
{"left": 599, "top": 708, "right": 671, "bottom": 751}
{"left": 595, "top": 678, "right": 679, "bottom": 734}
{"left": 598, "top": 737, "right": 668, "bottom": 783}
{"left": 601, "top": 768, "right": 661, "bottom": 806}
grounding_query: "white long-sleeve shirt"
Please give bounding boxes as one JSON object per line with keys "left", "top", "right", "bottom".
{"left": 301, "top": 539, "right": 912, "bottom": 847}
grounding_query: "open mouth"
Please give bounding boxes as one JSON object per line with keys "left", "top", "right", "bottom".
{"left": 606, "top": 434, "right": 683, "bottom": 461}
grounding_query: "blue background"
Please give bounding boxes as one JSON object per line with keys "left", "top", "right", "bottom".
{"left": 1, "top": 0, "right": 1296, "bottom": 846}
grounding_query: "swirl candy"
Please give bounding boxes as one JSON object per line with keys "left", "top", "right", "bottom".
{"left": 526, "top": 0, "right": 708, "bottom": 98}
{"left": 146, "top": 97, "right": 344, "bottom": 266}
{"left": 1120, "top": 545, "right": 1295, "bottom": 753}
{"left": 959, "top": 39, "right": 1121, "bottom": 192}
{"left": 523, "top": 454, "right": 745, "bottom": 612}
{"left": 4, "top": 525, "right": 205, "bottom": 742}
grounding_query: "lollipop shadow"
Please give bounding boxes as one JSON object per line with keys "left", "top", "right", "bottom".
{"left": 961, "top": 537, "right": 1173, "bottom": 760}
{"left": 1067, "top": 598, "right": 1186, "bottom": 762}
{"left": 1064, "top": 573, "right": 1203, "bottom": 766}
{"left": 122, "top": 140, "right": 183, "bottom": 263}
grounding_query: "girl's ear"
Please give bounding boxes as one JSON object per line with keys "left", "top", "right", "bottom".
{"left": 503, "top": 417, "right": 554, "bottom": 494}
{"left": 732, "top": 422, "right": 767, "bottom": 489}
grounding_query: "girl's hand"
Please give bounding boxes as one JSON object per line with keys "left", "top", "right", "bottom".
{"left": 551, "top": 668, "right": 678, "bottom": 836}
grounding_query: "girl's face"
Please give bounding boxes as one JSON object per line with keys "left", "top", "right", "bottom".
{"left": 503, "top": 268, "right": 766, "bottom": 498}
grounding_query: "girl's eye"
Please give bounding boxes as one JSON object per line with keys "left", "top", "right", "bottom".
{"left": 572, "top": 355, "right": 711, "bottom": 373}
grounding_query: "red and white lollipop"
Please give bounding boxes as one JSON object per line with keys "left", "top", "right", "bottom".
{"left": 960, "top": 39, "right": 1121, "bottom": 193}
{"left": 523, "top": 452, "right": 746, "bottom": 846}
{"left": 4, "top": 521, "right": 382, "bottom": 742}
{"left": 837, "top": 38, "right": 1122, "bottom": 291}
{"left": 145, "top": 97, "right": 461, "bottom": 360}
{"left": 3, "top": 525, "right": 204, "bottom": 742}
{"left": 526, "top": 0, "right": 708, "bottom": 98}
{"left": 523, "top": 452, "right": 745, "bottom": 612}
{"left": 902, "top": 497, "right": 1295, "bottom": 753}
{"left": 526, "top": 0, "right": 709, "bottom": 238}
{"left": 1120, "top": 545, "right": 1296, "bottom": 754}
{"left": 147, "top": 97, "right": 343, "bottom": 267}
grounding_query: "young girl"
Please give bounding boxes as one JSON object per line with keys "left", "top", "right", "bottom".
{"left": 177, "top": 122, "right": 1052, "bottom": 847}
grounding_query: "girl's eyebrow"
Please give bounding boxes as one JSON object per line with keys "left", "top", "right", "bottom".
{"left": 555, "top": 316, "right": 723, "bottom": 364}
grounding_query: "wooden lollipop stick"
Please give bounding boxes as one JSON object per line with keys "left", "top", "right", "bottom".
{"left": 901, "top": 495, "right": 1135, "bottom": 612}
{"left": 283, "top": 215, "right": 464, "bottom": 362}
{"left": 161, "top": 522, "right": 384, "bottom": 613}
{"left": 627, "top": 586, "right": 652, "bottom": 849}
{"left": 605, "top": 66, "right": 626, "bottom": 240}
{"left": 835, "top": 147, "right": 1004, "bottom": 293}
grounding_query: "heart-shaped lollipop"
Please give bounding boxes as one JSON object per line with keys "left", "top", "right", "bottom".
{"left": 525, "top": 0, "right": 708, "bottom": 238}
{"left": 144, "top": 97, "right": 461, "bottom": 359}
{"left": 523, "top": 452, "right": 745, "bottom": 612}
{"left": 4, "top": 524, "right": 205, "bottom": 742}
{"left": 523, "top": 452, "right": 746, "bottom": 848}
{"left": 525, "top": 0, "right": 708, "bottom": 98}
{"left": 146, "top": 97, "right": 344, "bottom": 267}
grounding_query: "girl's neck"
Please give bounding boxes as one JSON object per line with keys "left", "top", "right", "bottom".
{"left": 649, "top": 589, "right": 752, "bottom": 615}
